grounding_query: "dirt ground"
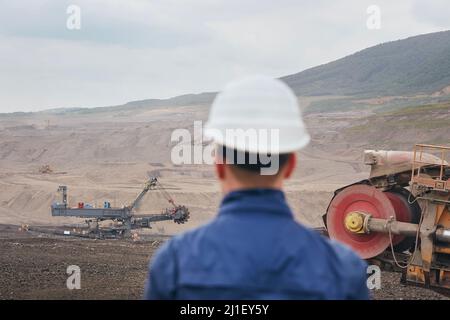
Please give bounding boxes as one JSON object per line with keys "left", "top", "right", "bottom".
{"left": 0, "top": 224, "right": 447, "bottom": 300}
{"left": 0, "top": 224, "right": 156, "bottom": 299}
{"left": 0, "top": 105, "right": 373, "bottom": 231}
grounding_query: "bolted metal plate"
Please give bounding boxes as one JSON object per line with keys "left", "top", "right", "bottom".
{"left": 326, "top": 184, "right": 394, "bottom": 259}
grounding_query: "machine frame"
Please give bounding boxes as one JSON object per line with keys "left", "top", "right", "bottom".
{"left": 323, "top": 144, "right": 450, "bottom": 294}
{"left": 51, "top": 178, "right": 190, "bottom": 238}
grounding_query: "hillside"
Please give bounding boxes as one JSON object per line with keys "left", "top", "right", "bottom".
{"left": 341, "top": 101, "right": 450, "bottom": 148}
{"left": 282, "top": 30, "right": 450, "bottom": 97}
{"left": 1, "top": 30, "right": 447, "bottom": 117}
{"left": 106, "top": 30, "right": 450, "bottom": 110}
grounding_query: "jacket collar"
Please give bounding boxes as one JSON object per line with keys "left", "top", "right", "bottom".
{"left": 219, "top": 188, "right": 293, "bottom": 218}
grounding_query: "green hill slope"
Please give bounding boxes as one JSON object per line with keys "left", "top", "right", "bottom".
{"left": 282, "top": 30, "right": 450, "bottom": 97}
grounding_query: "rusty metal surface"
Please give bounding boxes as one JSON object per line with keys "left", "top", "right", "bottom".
{"left": 411, "top": 144, "right": 450, "bottom": 193}
{"left": 364, "top": 149, "right": 447, "bottom": 179}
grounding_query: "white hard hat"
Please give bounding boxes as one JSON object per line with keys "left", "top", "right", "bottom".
{"left": 204, "top": 75, "right": 310, "bottom": 154}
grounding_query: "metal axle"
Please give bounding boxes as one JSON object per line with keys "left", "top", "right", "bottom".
{"left": 344, "top": 211, "right": 450, "bottom": 243}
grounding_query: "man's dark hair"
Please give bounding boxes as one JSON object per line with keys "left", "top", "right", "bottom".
{"left": 217, "top": 145, "right": 290, "bottom": 174}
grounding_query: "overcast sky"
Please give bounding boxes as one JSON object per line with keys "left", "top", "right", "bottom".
{"left": 0, "top": 0, "right": 449, "bottom": 112}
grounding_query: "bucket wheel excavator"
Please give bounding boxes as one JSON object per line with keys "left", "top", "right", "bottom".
{"left": 323, "top": 144, "right": 450, "bottom": 294}
{"left": 51, "top": 177, "right": 190, "bottom": 238}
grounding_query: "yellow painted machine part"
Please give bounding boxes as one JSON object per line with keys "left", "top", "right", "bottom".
{"left": 344, "top": 211, "right": 365, "bottom": 233}
{"left": 405, "top": 199, "right": 450, "bottom": 291}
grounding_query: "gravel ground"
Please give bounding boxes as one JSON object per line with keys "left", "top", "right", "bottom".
{"left": 372, "top": 272, "right": 447, "bottom": 300}
{"left": 0, "top": 224, "right": 447, "bottom": 300}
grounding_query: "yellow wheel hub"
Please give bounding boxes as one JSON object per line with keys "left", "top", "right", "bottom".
{"left": 344, "top": 211, "right": 365, "bottom": 233}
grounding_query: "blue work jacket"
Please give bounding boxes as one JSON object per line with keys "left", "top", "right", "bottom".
{"left": 144, "top": 188, "right": 369, "bottom": 299}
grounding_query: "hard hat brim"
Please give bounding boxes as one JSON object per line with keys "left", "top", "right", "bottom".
{"left": 204, "top": 124, "right": 310, "bottom": 154}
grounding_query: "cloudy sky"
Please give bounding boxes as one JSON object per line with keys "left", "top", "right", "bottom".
{"left": 0, "top": 0, "right": 449, "bottom": 112}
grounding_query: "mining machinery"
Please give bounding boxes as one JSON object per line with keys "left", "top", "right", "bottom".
{"left": 323, "top": 144, "right": 450, "bottom": 294}
{"left": 51, "top": 177, "right": 190, "bottom": 238}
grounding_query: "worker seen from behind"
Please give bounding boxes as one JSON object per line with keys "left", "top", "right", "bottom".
{"left": 144, "top": 75, "right": 369, "bottom": 299}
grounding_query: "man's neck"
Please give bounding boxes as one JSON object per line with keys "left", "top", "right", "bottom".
{"left": 221, "top": 181, "right": 283, "bottom": 194}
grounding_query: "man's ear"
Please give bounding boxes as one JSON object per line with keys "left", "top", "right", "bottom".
{"left": 215, "top": 162, "right": 226, "bottom": 180}
{"left": 283, "top": 153, "right": 297, "bottom": 179}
